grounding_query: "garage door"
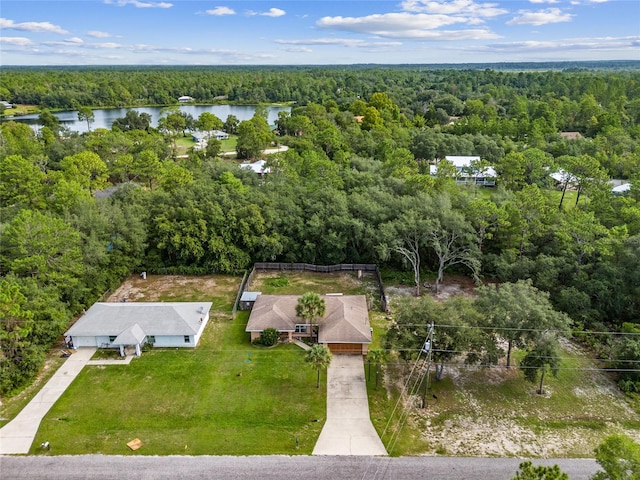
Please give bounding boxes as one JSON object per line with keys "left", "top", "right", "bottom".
{"left": 328, "top": 343, "right": 363, "bottom": 355}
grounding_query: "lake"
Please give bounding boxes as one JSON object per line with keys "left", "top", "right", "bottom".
{"left": 4, "top": 104, "right": 291, "bottom": 133}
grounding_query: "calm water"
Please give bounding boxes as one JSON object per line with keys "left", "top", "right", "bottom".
{"left": 4, "top": 104, "right": 290, "bottom": 133}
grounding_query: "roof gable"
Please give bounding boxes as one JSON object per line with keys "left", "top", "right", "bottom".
{"left": 113, "top": 323, "right": 146, "bottom": 345}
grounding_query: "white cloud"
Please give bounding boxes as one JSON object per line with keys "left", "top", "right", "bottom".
{"left": 281, "top": 46, "right": 313, "bottom": 53}
{"left": 262, "top": 8, "right": 286, "bottom": 17}
{"left": 86, "top": 42, "right": 123, "bottom": 49}
{"left": 529, "top": 0, "right": 559, "bottom": 3}
{"left": 65, "top": 37, "right": 84, "bottom": 44}
{"left": 400, "top": 0, "right": 507, "bottom": 17}
{"left": 87, "top": 30, "right": 112, "bottom": 38}
{"left": 506, "top": 8, "right": 574, "bottom": 26}
{"left": 204, "top": 6, "right": 235, "bottom": 16}
{"left": 319, "top": 13, "right": 466, "bottom": 32}
{"left": 276, "top": 38, "right": 402, "bottom": 48}
{"left": 467, "top": 35, "right": 640, "bottom": 53}
{"left": 247, "top": 7, "right": 286, "bottom": 17}
{"left": 104, "top": 0, "right": 172, "bottom": 8}
{"left": 317, "top": 13, "right": 501, "bottom": 40}
{"left": 0, "top": 36, "right": 34, "bottom": 46}
{"left": 0, "top": 18, "right": 69, "bottom": 34}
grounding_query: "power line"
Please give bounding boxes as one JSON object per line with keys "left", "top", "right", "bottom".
{"left": 386, "top": 323, "right": 640, "bottom": 336}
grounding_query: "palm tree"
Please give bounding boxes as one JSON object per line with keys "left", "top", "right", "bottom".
{"left": 296, "top": 292, "right": 325, "bottom": 344}
{"left": 305, "top": 344, "right": 332, "bottom": 388}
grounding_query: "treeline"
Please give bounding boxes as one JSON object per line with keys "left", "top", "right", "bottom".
{"left": 1, "top": 65, "right": 639, "bottom": 396}
{"left": 1, "top": 64, "right": 640, "bottom": 134}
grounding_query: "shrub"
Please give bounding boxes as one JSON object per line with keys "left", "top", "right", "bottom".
{"left": 266, "top": 276, "right": 289, "bottom": 288}
{"left": 261, "top": 328, "right": 279, "bottom": 347}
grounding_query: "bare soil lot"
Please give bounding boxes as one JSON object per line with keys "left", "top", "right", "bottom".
{"left": 377, "top": 278, "right": 640, "bottom": 458}
{"left": 107, "top": 274, "right": 242, "bottom": 317}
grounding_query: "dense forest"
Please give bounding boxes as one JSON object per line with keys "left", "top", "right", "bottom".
{"left": 1, "top": 64, "right": 639, "bottom": 396}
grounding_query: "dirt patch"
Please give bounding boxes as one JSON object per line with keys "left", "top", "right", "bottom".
{"left": 378, "top": 277, "right": 640, "bottom": 457}
{"left": 249, "top": 271, "right": 379, "bottom": 299}
{"left": 107, "top": 275, "right": 226, "bottom": 302}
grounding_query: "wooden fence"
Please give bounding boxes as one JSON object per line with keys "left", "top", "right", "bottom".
{"left": 236, "top": 263, "right": 390, "bottom": 313}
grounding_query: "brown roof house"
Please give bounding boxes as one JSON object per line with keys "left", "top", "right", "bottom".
{"left": 245, "top": 294, "right": 372, "bottom": 355}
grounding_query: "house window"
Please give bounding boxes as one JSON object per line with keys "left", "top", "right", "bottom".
{"left": 147, "top": 335, "right": 156, "bottom": 344}
{"left": 109, "top": 336, "right": 116, "bottom": 343}
{"left": 184, "top": 335, "right": 190, "bottom": 343}
{"left": 294, "top": 325, "right": 307, "bottom": 333}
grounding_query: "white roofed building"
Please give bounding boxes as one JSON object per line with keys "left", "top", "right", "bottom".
{"left": 431, "top": 155, "right": 497, "bottom": 186}
{"left": 65, "top": 302, "right": 212, "bottom": 356}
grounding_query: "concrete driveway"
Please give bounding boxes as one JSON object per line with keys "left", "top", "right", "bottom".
{"left": 0, "top": 347, "right": 96, "bottom": 455}
{"left": 313, "top": 354, "right": 387, "bottom": 456}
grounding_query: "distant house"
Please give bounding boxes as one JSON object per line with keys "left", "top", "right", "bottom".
{"left": 211, "top": 130, "right": 229, "bottom": 140}
{"left": 239, "top": 159, "right": 271, "bottom": 176}
{"left": 193, "top": 130, "right": 229, "bottom": 142}
{"left": 430, "top": 155, "right": 497, "bottom": 186}
{"left": 559, "top": 132, "right": 583, "bottom": 140}
{"left": 612, "top": 183, "right": 631, "bottom": 195}
{"left": 65, "top": 302, "right": 212, "bottom": 356}
{"left": 178, "top": 95, "right": 194, "bottom": 103}
{"left": 245, "top": 294, "right": 372, "bottom": 355}
{"left": 549, "top": 168, "right": 577, "bottom": 186}
{"left": 0, "top": 101, "right": 13, "bottom": 109}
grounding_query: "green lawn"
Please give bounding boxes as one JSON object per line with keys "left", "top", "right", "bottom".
{"left": 219, "top": 136, "right": 237, "bottom": 153}
{"left": 0, "top": 356, "right": 66, "bottom": 429}
{"left": 32, "top": 312, "right": 325, "bottom": 456}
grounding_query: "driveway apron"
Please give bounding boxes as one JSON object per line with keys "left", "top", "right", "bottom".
{"left": 0, "top": 347, "right": 96, "bottom": 455}
{"left": 313, "top": 354, "right": 387, "bottom": 455}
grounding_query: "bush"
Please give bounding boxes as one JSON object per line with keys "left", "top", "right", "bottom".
{"left": 266, "top": 276, "right": 289, "bottom": 288}
{"left": 261, "top": 328, "right": 279, "bottom": 347}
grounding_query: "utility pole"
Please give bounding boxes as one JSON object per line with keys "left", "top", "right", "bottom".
{"left": 422, "top": 322, "right": 434, "bottom": 409}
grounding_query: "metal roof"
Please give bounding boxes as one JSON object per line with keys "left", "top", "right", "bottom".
{"left": 240, "top": 291, "right": 262, "bottom": 302}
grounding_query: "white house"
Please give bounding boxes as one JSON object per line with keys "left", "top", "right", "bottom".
{"left": 239, "top": 160, "right": 271, "bottom": 176}
{"left": 612, "top": 183, "right": 631, "bottom": 195}
{"left": 178, "top": 96, "right": 194, "bottom": 103}
{"left": 430, "top": 155, "right": 496, "bottom": 186}
{"left": 211, "top": 130, "right": 229, "bottom": 140}
{"left": 65, "top": 302, "right": 212, "bottom": 356}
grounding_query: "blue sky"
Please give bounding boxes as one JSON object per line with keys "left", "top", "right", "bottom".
{"left": 1, "top": 0, "right": 638, "bottom": 65}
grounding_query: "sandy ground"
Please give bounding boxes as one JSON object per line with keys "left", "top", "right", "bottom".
{"left": 382, "top": 279, "right": 640, "bottom": 457}
{"left": 106, "top": 275, "right": 228, "bottom": 302}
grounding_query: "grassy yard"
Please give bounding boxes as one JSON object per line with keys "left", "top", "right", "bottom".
{"left": 0, "top": 104, "right": 39, "bottom": 117}
{"left": 32, "top": 311, "right": 325, "bottom": 455}
{"left": 250, "top": 271, "right": 381, "bottom": 300}
{"left": 28, "top": 271, "right": 385, "bottom": 455}
{"left": 219, "top": 136, "right": 237, "bottom": 153}
{"left": 19, "top": 270, "right": 637, "bottom": 458}
{"left": 0, "top": 356, "right": 66, "bottom": 429}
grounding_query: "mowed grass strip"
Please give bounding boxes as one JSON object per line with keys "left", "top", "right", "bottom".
{"left": 32, "top": 311, "right": 325, "bottom": 455}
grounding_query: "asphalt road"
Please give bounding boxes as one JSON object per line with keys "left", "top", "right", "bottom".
{"left": 0, "top": 455, "right": 599, "bottom": 480}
